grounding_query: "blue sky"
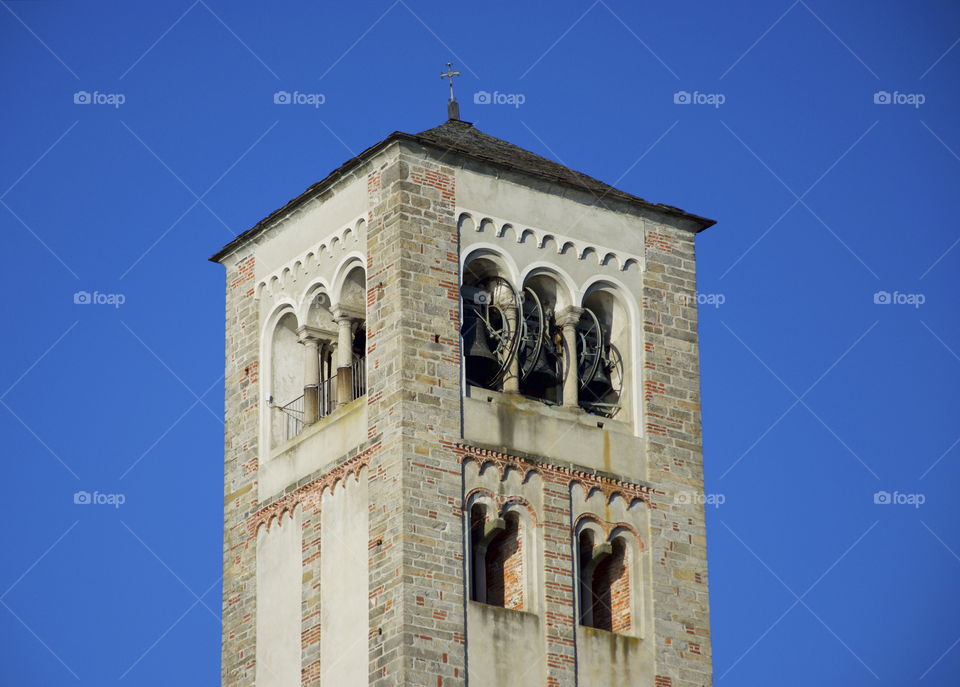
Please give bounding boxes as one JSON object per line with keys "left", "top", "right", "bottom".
{"left": 1, "top": 1, "right": 959, "bottom": 684}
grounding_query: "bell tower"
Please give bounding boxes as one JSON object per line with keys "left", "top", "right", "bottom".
{"left": 212, "top": 112, "right": 716, "bottom": 686}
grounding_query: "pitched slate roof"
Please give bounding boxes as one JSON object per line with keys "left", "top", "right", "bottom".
{"left": 210, "top": 119, "right": 715, "bottom": 263}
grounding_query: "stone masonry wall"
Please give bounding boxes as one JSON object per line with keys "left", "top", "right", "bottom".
{"left": 222, "top": 254, "right": 259, "bottom": 686}
{"left": 365, "top": 142, "right": 466, "bottom": 687}
{"left": 643, "top": 224, "right": 712, "bottom": 687}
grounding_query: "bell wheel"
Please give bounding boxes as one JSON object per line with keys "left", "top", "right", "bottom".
{"left": 576, "top": 307, "right": 603, "bottom": 391}
{"left": 461, "top": 276, "right": 520, "bottom": 388}
{"left": 518, "top": 287, "right": 545, "bottom": 381}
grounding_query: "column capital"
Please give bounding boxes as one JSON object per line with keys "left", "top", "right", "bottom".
{"left": 297, "top": 325, "right": 333, "bottom": 344}
{"left": 555, "top": 306, "right": 584, "bottom": 329}
{"left": 332, "top": 306, "right": 364, "bottom": 324}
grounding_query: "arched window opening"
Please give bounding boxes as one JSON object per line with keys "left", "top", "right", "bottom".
{"left": 270, "top": 312, "right": 302, "bottom": 446}
{"left": 578, "top": 532, "right": 631, "bottom": 633}
{"left": 270, "top": 267, "right": 368, "bottom": 446}
{"left": 469, "top": 504, "right": 524, "bottom": 610}
{"left": 299, "top": 290, "right": 337, "bottom": 426}
{"left": 517, "top": 276, "right": 562, "bottom": 404}
{"left": 577, "top": 289, "right": 628, "bottom": 419}
{"left": 461, "top": 257, "right": 519, "bottom": 391}
{"left": 334, "top": 265, "right": 367, "bottom": 405}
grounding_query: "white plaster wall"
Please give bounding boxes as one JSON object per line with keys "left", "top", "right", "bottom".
{"left": 253, "top": 178, "right": 366, "bottom": 280}
{"left": 466, "top": 602, "right": 544, "bottom": 687}
{"left": 320, "top": 470, "right": 369, "bottom": 685}
{"left": 255, "top": 206, "right": 368, "bottom": 465}
{"left": 464, "top": 459, "right": 547, "bottom": 686}
{"left": 463, "top": 386, "right": 645, "bottom": 482}
{"left": 576, "top": 627, "right": 651, "bottom": 687}
{"left": 459, "top": 206, "right": 644, "bottom": 298}
{"left": 571, "top": 487, "right": 655, "bottom": 686}
{"left": 259, "top": 397, "right": 368, "bottom": 501}
{"left": 255, "top": 509, "right": 302, "bottom": 687}
{"left": 457, "top": 167, "right": 649, "bottom": 258}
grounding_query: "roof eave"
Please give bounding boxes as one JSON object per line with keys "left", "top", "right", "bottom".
{"left": 209, "top": 129, "right": 716, "bottom": 264}
{"left": 208, "top": 132, "right": 413, "bottom": 264}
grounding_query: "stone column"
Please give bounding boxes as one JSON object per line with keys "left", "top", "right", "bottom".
{"left": 302, "top": 337, "right": 320, "bottom": 425}
{"left": 557, "top": 306, "right": 583, "bottom": 408}
{"left": 298, "top": 326, "right": 328, "bottom": 425}
{"left": 333, "top": 311, "right": 354, "bottom": 407}
{"left": 502, "top": 302, "right": 520, "bottom": 393}
{"left": 319, "top": 342, "right": 331, "bottom": 416}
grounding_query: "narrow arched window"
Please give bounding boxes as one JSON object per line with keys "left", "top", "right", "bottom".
{"left": 469, "top": 504, "right": 524, "bottom": 610}
{"left": 578, "top": 287, "right": 630, "bottom": 419}
{"left": 517, "top": 275, "right": 563, "bottom": 404}
{"left": 591, "top": 537, "right": 630, "bottom": 633}
{"left": 578, "top": 531, "right": 631, "bottom": 633}
{"left": 461, "top": 254, "right": 517, "bottom": 392}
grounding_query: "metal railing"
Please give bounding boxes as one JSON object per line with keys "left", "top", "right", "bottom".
{"left": 280, "top": 394, "right": 305, "bottom": 441}
{"left": 277, "top": 357, "right": 366, "bottom": 442}
{"left": 351, "top": 356, "right": 366, "bottom": 400}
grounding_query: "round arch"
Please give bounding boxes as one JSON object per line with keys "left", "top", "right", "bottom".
{"left": 519, "top": 262, "right": 578, "bottom": 311}
{"left": 461, "top": 244, "right": 520, "bottom": 287}
{"left": 330, "top": 252, "right": 367, "bottom": 311}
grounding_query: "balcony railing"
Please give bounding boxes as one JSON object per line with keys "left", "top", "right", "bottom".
{"left": 351, "top": 355, "right": 366, "bottom": 401}
{"left": 277, "top": 357, "right": 366, "bottom": 442}
{"left": 279, "top": 394, "right": 305, "bottom": 442}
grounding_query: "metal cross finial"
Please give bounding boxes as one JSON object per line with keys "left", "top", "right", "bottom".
{"left": 440, "top": 62, "right": 461, "bottom": 103}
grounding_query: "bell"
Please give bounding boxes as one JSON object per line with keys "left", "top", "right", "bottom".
{"left": 523, "top": 351, "right": 560, "bottom": 396}
{"left": 462, "top": 315, "right": 499, "bottom": 385}
{"left": 581, "top": 361, "right": 613, "bottom": 405}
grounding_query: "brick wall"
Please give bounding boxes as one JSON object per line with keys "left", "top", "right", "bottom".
{"left": 643, "top": 223, "right": 713, "bottom": 686}
{"left": 484, "top": 515, "right": 524, "bottom": 611}
{"left": 222, "top": 254, "right": 259, "bottom": 686}
{"left": 591, "top": 538, "right": 631, "bottom": 634}
{"left": 365, "top": 143, "right": 466, "bottom": 687}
